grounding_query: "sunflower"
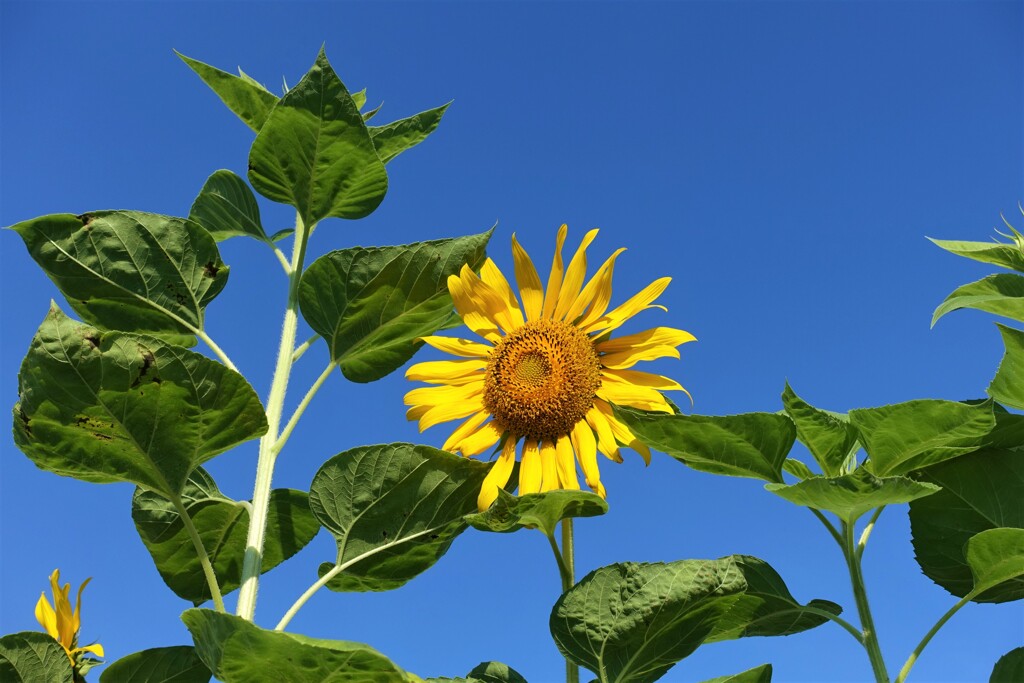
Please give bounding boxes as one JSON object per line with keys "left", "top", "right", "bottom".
{"left": 35, "top": 569, "right": 104, "bottom": 668}
{"left": 405, "top": 225, "right": 695, "bottom": 511}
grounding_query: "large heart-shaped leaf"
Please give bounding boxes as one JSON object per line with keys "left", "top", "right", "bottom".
{"left": 248, "top": 48, "right": 387, "bottom": 225}
{"left": 188, "top": 170, "right": 284, "bottom": 244}
{"left": 100, "top": 645, "right": 211, "bottom": 683}
{"left": 10, "top": 211, "right": 228, "bottom": 343}
{"left": 850, "top": 399, "right": 995, "bottom": 476}
{"left": 766, "top": 468, "right": 940, "bottom": 524}
{"left": 298, "top": 230, "right": 491, "bottom": 382}
{"left": 990, "top": 647, "right": 1024, "bottom": 683}
{"left": 781, "top": 383, "right": 858, "bottom": 476}
{"left": 133, "top": 468, "right": 319, "bottom": 603}
{"left": 965, "top": 528, "right": 1024, "bottom": 599}
{"left": 182, "top": 609, "right": 413, "bottom": 682}
{"left": 308, "top": 443, "right": 491, "bottom": 592}
{"left": 909, "top": 448, "right": 1024, "bottom": 602}
{"left": 613, "top": 406, "right": 794, "bottom": 483}
{"left": 930, "top": 236, "right": 1024, "bottom": 273}
{"left": 13, "top": 306, "right": 266, "bottom": 497}
{"left": 550, "top": 556, "right": 838, "bottom": 683}
{"left": 932, "top": 273, "right": 1024, "bottom": 326}
{"left": 369, "top": 103, "right": 450, "bottom": 164}
{"left": 467, "top": 489, "right": 607, "bottom": 537}
{"left": 177, "top": 52, "right": 278, "bottom": 133}
{"left": 0, "top": 632, "right": 75, "bottom": 683}
{"left": 989, "top": 324, "right": 1024, "bottom": 410}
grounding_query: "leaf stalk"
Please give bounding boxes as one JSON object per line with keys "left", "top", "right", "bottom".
{"left": 173, "top": 494, "right": 225, "bottom": 613}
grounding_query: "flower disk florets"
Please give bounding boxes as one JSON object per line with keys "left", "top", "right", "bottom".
{"left": 483, "top": 318, "right": 601, "bottom": 442}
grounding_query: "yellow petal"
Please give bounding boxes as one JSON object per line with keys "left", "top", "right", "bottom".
{"left": 542, "top": 224, "right": 569, "bottom": 319}
{"left": 584, "top": 277, "right": 671, "bottom": 334}
{"left": 457, "top": 420, "right": 505, "bottom": 456}
{"left": 555, "top": 436, "right": 580, "bottom": 489}
{"left": 419, "top": 336, "right": 494, "bottom": 358}
{"left": 458, "top": 264, "right": 521, "bottom": 334}
{"left": 596, "top": 382, "right": 672, "bottom": 412}
{"left": 406, "top": 404, "right": 430, "bottom": 422}
{"left": 519, "top": 440, "right": 542, "bottom": 494}
{"left": 417, "top": 398, "right": 485, "bottom": 432}
{"left": 601, "top": 344, "right": 681, "bottom": 370}
{"left": 570, "top": 420, "right": 605, "bottom": 498}
{"left": 602, "top": 368, "right": 685, "bottom": 392}
{"left": 477, "top": 438, "right": 517, "bottom": 510}
{"left": 512, "top": 234, "right": 544, "bottom": 322}
{"left": 404, "top": 382, "right": 483, "bottom": 408}
{"left": 565, "top": 248, "right": 626, "bottom": 326}
{"left": 71, "top": 576, "right": 91, "bottom": 634}
{"left": 594, "top": 399, "right": 652, "bottom": 465}
{"left": 72, "top": 643, "right": 105, "bottom": 658}
{"left": 447, "top": 273, "right": 503, "bottom": 343}
{"left": 540, "top": 440, "right": 560, "bottom": 493}
{"left": 586, "top": 405, "right": 622, "bottom": 462}
{"left": 596, "top": 327, "right": 696, "bottom": 355}
{"left": 480, "top": 258, "right": 525, "bottom": 328}
{"left": 554, "top": 228, "right": 600, "bottom": 321}
{"left": 442, "top": 410, "right": 491, "bottom": 452}
{"left": 35, "top": 593, "right": 58, "bottom": 640}
{"left": 406, "top": 359, "right": 487, "bottom": 384}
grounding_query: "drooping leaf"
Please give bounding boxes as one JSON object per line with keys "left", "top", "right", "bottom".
{"left": 467, "top": 489, "right": 607, "bottom": 537}
{"left": 182, "top": 609, "right": 413, "bottom": 682}
{"left": 188, "top": 170, "right": 283, "bottom": 244}
{"left": 932, "top": 273, "right": 1024, "bottom": 326}
{"left": 965, "top": 528, "right": 1024, "bottom": 599}
{"left": 850, "top": 399, "right": 995, "bottom": 476}
{"left": 248, "top": 48, "right": 388, "bottom": 225}
{"left": 930, "top": 236, "right": 1024, "bottom": 273}
{"left": 782, "top": 458, "right": 815, "bottom": 481}
{"left": 765, "top": 468, "right": 940, "bottom": 524}
{"left": 99, "top": 645, "right": 211, "bottom": 683}
{"left": 177, "top": 52, "right": 278, "bottom": 132}
{"left": 0, "top": 632, "right": 75, "bottom": 683}
{"left": 308, "top": 443, "right": 491, "bottom": 592}
{"left": 613, "top": 406, "right": 794, "bottom": 483}
{"left": 133, "top": 468, "right": 319, "bottom": 603}
{"left": 298, "top": 230, "right": 492, "bottom": 382}
{"left": 700, "top": 664, "right": 773, "bottom": 683}
{"left": 369, "top": 103, "right": 450, "bottom": 164}
{"left": 9, "top": 210, "right": 228, "bottom": 342}
{"left": 990, "top": 647, "right": 1024, "bottom": 683}
{"left": 13, "top": 306, "right": 267, "bottom": 497}
{"left": 989, "top": 324, "right": 1024, "bottom": 410}
{"left": 909, "top": 448, "right": 1024, "bottom": 602}
{"left": 781, "top": 383, "right": 858, "bottom": 476}
{"left": 464, "top": 662, "right": 529, "bottom": 683}
{"left": 550, "top": 556, "right": 838, "bottom": 683}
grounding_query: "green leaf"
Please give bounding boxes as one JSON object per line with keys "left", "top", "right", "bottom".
{"left": 781, "top": 383, "right": 858, "bottom": 476}
{"left": 467, "top": 489, "right": 607, "bottom": 537}
{"left": 613, "top": 406, "right": 795, "bottom": 483}
{"left": 13, "top": 306, "right": 267, "bottom": 497}
{"left": 100, "top": 645, "right": 212, "bottom": 683}
{"left": 850, "top": 399, "right": 995, "bottom": 476}
{"left": 909, "top": 448, "right": 1024, "bottom": 602}
{"left": 188, "top": 170, "right": 278, "bottom": 244}
{"left": 550, "top": 556, "right": 838, "bottom": 683}
{"left": 248, "top": 48, "right": 388, "bottom": 225}
{"left": 369, "top": 103, "right": 450, "bottom": 164}
{"left": 782, "top": 458, "right": 815, "bottom": 481}
{"left": 966, "top": 527, "right": 1024, "bottom": 598}
{"left": 298, "top": 230, "right": 492, "bottom": 382}
{"left": 700, "top": 664, "right": 773, "bottom": 683}
{"left": 765, "top": 469, "right": 940, "bottom": 523}
{"left": 0, "top": 632, "right": 75, "bottom": 683}
{"left": 133, "top": 468, "right": 319, "bottom": 604}
{"left": 9, "top": 211, "right": 228, "bottom": 342}
{"left": 308, "top": 443, "right": 492, "bottom": 592}
{"left": 991, "top": 647, "right": 1024, "bottom": 683}
{"left": 989, "top": 324, "right": 1024, "bottom": 410}
{"left": 177, "top": 52, "right": 278, "bottom": 132}
{"left": 465, "top": 662, "right": 529, "bottom": 683}
{"left": 930, "top": 236, "right": 1024, "bottom": 273}
{"left": 933, "top": 273, "right": 1024, "bottom": 326}
{"left": 182, "top": 609, "right": 413, "bottom": 682}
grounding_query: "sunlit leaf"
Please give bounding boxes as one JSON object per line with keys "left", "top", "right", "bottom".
{"left": 13, "top": 306, "right": 266, "bottom": 497}
{"left": 991, "top": 647, "right": 1024, "bottom": 683}
{"left": 989, "top": 324, "right": 1024, "bottom": 410}
{"left": 308, "top": 443, "right": 491, "bottom": 592}
{"left": 933, "top": 273, "right": 1024, "bottom": 326}
{"left": 0, "top": 632, "right": 74, "bottom": 683}
{"left": 188, "top": 170, "right": 277, "bottom": 244}
{"left": 100, "top": 646, "right": 211, "bottom": 683}
{"left": 177, "top": 52, "right": 278, "bottom": 132}
{"left": 369, "top": 103, "right": 450, "bottom": 164}
{"left": 133, "top": 468, "right": 319, "bottom": 604}
{"left": 781, "top": 383, "right": 857, "bottom": 477}
{"left": 613, "top": 406, "right": 794, "bottom": 483}
{"left": 298, "top": 230, "right": 491, "bottom": 382}
{"left": 909, "top": 448, "right": 1024, "bottom": 602}
{"left": 248, "top": 48, "right": 388, "bottom": 225}
{"left": 850, "top": 399, "right": 995, "bottom": 476}
{"left": 183, "top": 609, "right": 413, "bottom": 682}
{"left": 965, "top": 528, "right": 1024, "bottom": 598}
{"left": 782, "top": 458, "right": 815, "bottom": 481}
{"left": 551, "top": 556, "right": 838, "bottom": 683}
{"left": 700, "top": 664, "right": 772, "bottom": 683}
{"left": 464, "top": 662, "right": 529, "bottom": 683}
{"left": 930, "top": 236, "right": 1024, "bottom": 273}
{"left": 10, "top": 211, "right": 228, "bottom": 343}
{"left": 467, "top": 489, "right": 607, "bottom": 537}
{"left": 765, "top": 469, "right": 939, "bottom": 523}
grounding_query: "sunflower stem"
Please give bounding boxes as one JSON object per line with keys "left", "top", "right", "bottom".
{"left": 236, "top": 212, "right": 310, "bottom": 621}
{"left": 561, "top": 519, "right": 579, "bottom": 683}
{"left": 172, "top": 494, "right": 225, "bottom": 613}
{"left": 894, "top": 591, "right": 975, "bottom": 683}
{"left": 843, "top": 521, "right": 890, "bottom": 683}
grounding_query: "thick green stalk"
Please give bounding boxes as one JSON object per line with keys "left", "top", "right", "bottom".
{"left": 561, "top": 519, "right": 580, "bottom": 683}
{"left": 236, "top": 213, "right": 310, "bottom": 621}
{"left": 173, "top": 495, "right": 225, "bottom": 613}
{"left": 843, "top": 522, "right": 890, "bottom": 683}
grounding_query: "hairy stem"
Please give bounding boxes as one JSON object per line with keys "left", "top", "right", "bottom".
{"left": 291, "top": 333, "right": 321, "bottom": 363}
{"left": 843, "top": 521, "right": 890, "bottom": 683}
{"left": 173, "top": 495, "right": 225, "bottom": 613}
{"left": 561, "top": 519, "right": 580, "bottom": 683}
{"left": 194, "top": 329, "right": 239, "bottom": 372}
{"left": 273, "top": 361, "right": 337, "bottom": 454}
{"left": 857, "top": 506, "right": 886, "bottom": 560}
{"left": 894, "top": 592, "right": 975, "bottom": 683}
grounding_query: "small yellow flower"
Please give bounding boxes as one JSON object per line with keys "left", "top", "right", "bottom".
{"left": 405, "top": 225, "right": 695, "bottom": 510}
{"left": 34, "top": 569, "right": 104, "bottom": 666}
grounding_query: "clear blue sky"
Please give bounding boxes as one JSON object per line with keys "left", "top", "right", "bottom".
{"left": 1, "top": 2, "right": 1021, "bottom": 681}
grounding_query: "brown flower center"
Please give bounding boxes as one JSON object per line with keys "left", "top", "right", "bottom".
{"left": 483, "top": 319, "right": 602, "bottom": 441}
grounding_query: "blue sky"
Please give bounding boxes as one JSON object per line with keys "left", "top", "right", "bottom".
{"left": 1, "top": 2, "right": 1021, "bottom": 681}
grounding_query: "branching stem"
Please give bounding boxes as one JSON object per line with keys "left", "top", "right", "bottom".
{"left": 842, "top": 521, "right": 890, "bottom": 683}
{"left": 273, "top": 361, "right": 337, "bottom": 454}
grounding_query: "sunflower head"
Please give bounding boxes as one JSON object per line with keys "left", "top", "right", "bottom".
{"left": 34, "top": 569, "right": 104, "bottom": 670}
{"left": 405, "top": 225, "right": 695, "bottom": 511}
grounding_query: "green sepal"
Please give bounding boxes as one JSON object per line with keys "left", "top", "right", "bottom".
{"left": 466, "top": 489, "right": 607, "bottom": 537}
{"left": 177, "top": 52, "right": 278, "bottom": 132}
{"left": 133, "top": 467, "right": 320, "bottom": 604}
{"left": 13, "top": 306, "right": 267, "bottom": 498}
{"left": 700, "top": 664, "right": 773, "bottom": 683}
{"left": 99, "top": 645, "right": 212, "bottom": 683}
{"left": 0, "top": 632, "right": 75, "bottom": 683}
{"left": 298, "top": 229, "right": 491, "bottom": 382}
{"left": 781, "top": 382, "right": 858, "bottom": 476}
{"left": 369, "top": 103, "right": 451, "bottom": 164}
